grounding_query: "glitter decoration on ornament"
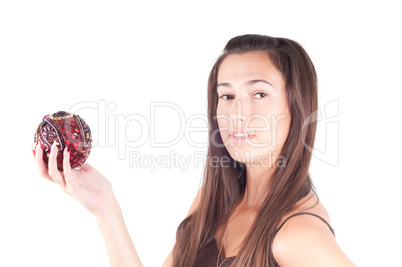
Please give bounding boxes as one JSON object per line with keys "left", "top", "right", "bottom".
{"left": 34, "top": 111, "right": 92, "bottom": 171}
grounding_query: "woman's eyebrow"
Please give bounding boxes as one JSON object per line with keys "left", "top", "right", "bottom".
{"left": 216, "top": 82, "right": 231, "bottom": 88}
{"left": 246, "top": 79, "right": 274, "bottom": 88}
{"left": 217, "top": 79, "right": 274, "bottom": 89}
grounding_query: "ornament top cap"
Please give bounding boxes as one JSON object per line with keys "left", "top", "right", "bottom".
{"left": 48, "top": 111, "right": 73, "bottom": 121}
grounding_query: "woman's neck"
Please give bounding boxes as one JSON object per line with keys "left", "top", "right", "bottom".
{"left": 239, "top": 164, "right": 275, "bottom": 209}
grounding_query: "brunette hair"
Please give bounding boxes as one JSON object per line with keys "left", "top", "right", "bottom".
{"left": 172, "top": 34, "right": 319, "bottom": 266}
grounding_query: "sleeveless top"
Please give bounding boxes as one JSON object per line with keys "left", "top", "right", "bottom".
{"left": 192, "top": 212, "right": 335, "bottom": 267}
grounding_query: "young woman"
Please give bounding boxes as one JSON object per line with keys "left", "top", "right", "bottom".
{"left": 33, "top": 34, "right": 355, "bottom": 267}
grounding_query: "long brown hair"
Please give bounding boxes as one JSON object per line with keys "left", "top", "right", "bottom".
{"left": 172, "top": 34, "right": 319, "bottom": 266}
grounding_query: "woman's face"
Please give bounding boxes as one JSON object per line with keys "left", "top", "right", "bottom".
{"left": 216, "top": 51, "right": 291, "bottom": 167}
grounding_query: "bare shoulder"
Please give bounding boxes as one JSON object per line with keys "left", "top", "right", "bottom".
{"left": 272, "top": 192, "right": 355, "bottom": 267}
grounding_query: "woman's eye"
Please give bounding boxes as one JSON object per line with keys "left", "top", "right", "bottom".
{"left": 254, "top": 92, "right": 267, "bottom": 98}
{"left": 219, "top": 94, "right": 233, "bottom": 100}
{"left": 219, "top": 93, "right": 267, "bottom": 100}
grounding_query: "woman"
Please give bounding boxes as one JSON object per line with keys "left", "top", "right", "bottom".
{"left": 33, "top": 34, "right": 355, "bottom": 266}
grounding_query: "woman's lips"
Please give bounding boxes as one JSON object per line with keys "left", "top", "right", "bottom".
{"left": 229, "top": 130, "right": 255, "bottom": 142}
{"left": 230, "top": 133, "right": 256, "bottom": 143}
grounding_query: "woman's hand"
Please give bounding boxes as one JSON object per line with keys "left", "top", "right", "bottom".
{"left": 32, "top": 142, "right": 118, "bottom": 218}
{"left": 33, "top": 143, "right": 144, "bottom": 266}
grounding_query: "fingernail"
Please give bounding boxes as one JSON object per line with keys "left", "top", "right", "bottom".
{"left": 64, "top": 147, "right": 69, "bottom": 156}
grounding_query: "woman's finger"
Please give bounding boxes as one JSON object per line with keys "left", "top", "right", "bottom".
{"left": 63, "top": 148, "right": 72, "bottom": 183}
{"left": 48, "top": 142, "right": 66, "bottom": 188}
{"left": 62, "top": 148, "right": 78, "bottom": 196}
{"left": 34, "top": 143, "right": 54, "bottom": 182}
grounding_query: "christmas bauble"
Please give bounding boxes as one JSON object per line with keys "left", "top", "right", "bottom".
{"left": 34, "top": 111, "right": 92, "bottom": 171}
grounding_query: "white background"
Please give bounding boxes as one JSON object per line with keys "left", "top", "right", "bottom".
{"left": 0, "top": 1, "right": 401, "bottom": 266}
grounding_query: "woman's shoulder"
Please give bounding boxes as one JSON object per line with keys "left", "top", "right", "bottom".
{"left": 271, "top": 192, "right": 355, "bottom": 267}
{"left": 281, "top": 191, "right": 331, "bottom": 226}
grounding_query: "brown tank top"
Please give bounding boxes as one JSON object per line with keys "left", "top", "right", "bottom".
{"left": 192, "top": 212, "right": 335, "bottom": 267}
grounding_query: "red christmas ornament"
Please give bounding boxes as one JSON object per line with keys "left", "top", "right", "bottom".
{"left": 34, "top": 111, "right": 92, "bottom": 171}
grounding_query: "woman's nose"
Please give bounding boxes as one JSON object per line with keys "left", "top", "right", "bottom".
{"left": 230, "top": 98, "right": 252, "bottom": 125}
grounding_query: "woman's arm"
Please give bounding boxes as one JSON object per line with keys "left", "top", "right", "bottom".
{"left": 96, "top": 200, "right": 143, "bottom": 267}
{"left": 33, "top": 143, "right": 143, "bottom": 267}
